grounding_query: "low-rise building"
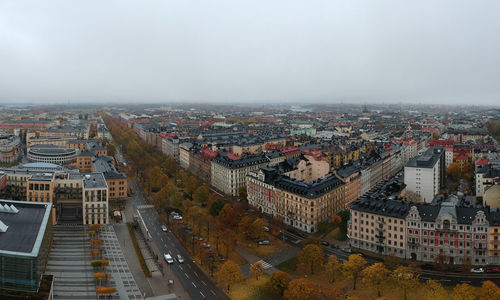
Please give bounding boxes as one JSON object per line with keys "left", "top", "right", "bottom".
{"left": 0, "top": 134, "right": 21, "bottom": 163}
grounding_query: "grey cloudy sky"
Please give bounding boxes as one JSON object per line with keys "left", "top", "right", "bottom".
{"left": 1, "top": 0, "right": 500, "bottom": 105}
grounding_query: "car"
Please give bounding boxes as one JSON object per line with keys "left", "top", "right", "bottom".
{"left": 470, "top": 267, "right": 484, "bottom": 273}
{"left": 161, "top": 225, "right": 168, "bottom": 232}
{"left": 263, "top": 226, "right": 270, "bottom": 232}
{"left": 173, "top": 215, "right": 183, "bottom": 220}
{"left": 164, "top": 254, "right": 174, "bottom": 264}
{"left": 487, "top": 267, "right": 500, "bottom": 273}
{"left": 170, "top": 211, "right": 179, "bottom": 217}
{"left": 176, "top": 254, "right": 184, "bottom": 263}
{"left": 321, "top": 241, "right": 330, "bottom": 246}
{"left": 258, "top": 240, "right": 270, "bottom": 245}
{"left": 201, "top": 242, "right": 211, "bottom": 248}
{"left": 342, "top": 248, "right": 352, "bottom": 254}
{"left": 330, "top": 244, "right": 339, "bottom": 249}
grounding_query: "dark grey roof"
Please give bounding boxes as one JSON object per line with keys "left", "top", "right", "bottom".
{"left": 274, "top": 175, "right": 343, "bottom": 199}
{"left": 83, "top": 173, "right": 107, "bottom": 189}
{"left": 0, "top": 200, "right": 52, "bottom": 255}
{"left": 350, "top": 197, "right": 411, "bottom": 218}
{"left": 406, "top": 147, "right": 443, "bottom": 168}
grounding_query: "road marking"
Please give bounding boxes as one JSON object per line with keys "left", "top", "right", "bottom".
{"left": 192, "top": 282, "right": 197, "bottom": 288}
{"left": 256, "top": 260, "right": 273, "bottom": 269}
{"left": 179, "top": 265, "right": 183, "bottom": 270}
{"left": 201, "top": 280, "right": 207, "bottom": 286}
{"left": 188, "top": 264, "right": 192, "bottom": 269}
{"left": 185, "top": 273, "right": 189, "bottom": 279}
{"left": 194, "top": 271, "right": 199, "bottom": 277}
{"left": 211, "top": 290, "right": 216, "bottom": 295}
{"left": 200, "top": 291, "right": 205, "bottom": 298}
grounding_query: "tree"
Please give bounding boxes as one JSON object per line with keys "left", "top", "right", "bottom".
{"left": 331, "top": 214, "right": 342, "bottom": 227}
{"left": 391, "top": 265, "right": 419, "bottom": 300}
{"left": 268, "top": 271, "right": 291, "bottom": 296}
{"left": 451, "top": 283, "right": 477, "bottom": 300}
{"left": 478, "top": 280, "right": 500, "bottom": 300}
{"left": 283, "top": 278, "right": 317, "bottom": 300}
{"left": 383, "top": 253, "right": 401, "bottom": 271}
{"left": 311, "top": 287, "right": 344, "bottom": 300}
{"left": 362, "top": 262, "right": 390, "bottom": 297}
{"left": 303, "top": 236, "right": 321, "bottom": 246}
{"left": 217, "top": 260, "right": 243, "bottom": 292}
{"left": 220, "top": 228, "right": 237, "bottom": 257}
{"left": 424, "top": 280, "right": 448, "bottom": 300}
{"left": 217, "top": 204, "right": 237, "bottom": 227}
{"left": 107, "top": 143, "right": 116, "bottom": 157}
{"left": 193, "top": 186, "right": 210, "bottom": 204}
{"left": 324, "top": 255, "right": 340, "bottom": 283}
{"left": 250, "top": 262, "right": 264, "bottom": 280}
{"left": 341, "top": 254, "right": 367, "bottom": 290}
{"left": 238, "top": 216, "right": 254, "bottom": 235}
{"left": 446, "top": 163, "right": 461, "bottom": 181}
{"left": 297, "top": 244, "right": 324, "bottom": 275}
{"left": 251, "top": 218, "right": 267, "bottom": 239}
{"left": 209, "top": 199, "right": 226, "bottom": 216}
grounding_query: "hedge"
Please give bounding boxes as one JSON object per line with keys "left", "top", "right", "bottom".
{"left": 126, "top": 222, "right": 151, "bottom": 277}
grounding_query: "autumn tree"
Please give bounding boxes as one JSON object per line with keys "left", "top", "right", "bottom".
{"left": 250, "top": 262, "right": 264, "bottom": 280}
{"left": 478, "top": 280, "right": 500, "bottom": 300}
{"left": 217, "top": 260, "right": 243, "bottom": 292}
{"left": 391, "top": 265, "right": 419, "bottom": 300}
{"left": 297, "top": 244, "right": 324, "bottom": 275}
{"left": 311, "top": 287, "right": 344, "bottom": 300}
{"left": 238, "top": 216, "right": 254, "bottom": 235}
{"left": 238, "top": 186, "right": 247, "bottom": 200}
{"left": 268, "top": 271, "right": 291, "bottom": 296}
{"left": 303, "top": 236, "right": 321, "bottom": 246}
{"left": 209, "top": 198, "right": 226, "bottom": 216}
{"left": 193, "top": 185, "right": 210, "bottom": 204}
{"left": 362, "top": 262, "right": 390, "bottom": 297}
{"left": 220, "top": 228, "right": 237, "bottom": 257}
{"left": 451, "top": 283, "right": 477, "bottom": 300}
{"left": 424, "top": 280, "right": 448, "bottom": 300}
{"left": 217, "top": 204, "right": 237, "bottom": 227}
{"left": 446, "top": 163, "right": 461, "bottom": 181}
{"left": 283, "top": 278, "right": 317, "bottom": 300}
{"left": 251, "top": 218, "right": 267, "bottom": 239}
{"left": 324, "top": 254, "right": 340, "bottom": 283}
{"left": 341, "top": 254, "right": 367, "bottom": 290}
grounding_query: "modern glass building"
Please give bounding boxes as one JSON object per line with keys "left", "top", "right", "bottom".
{"left": 0, "top": 199, "right": 52, "bottom": 293}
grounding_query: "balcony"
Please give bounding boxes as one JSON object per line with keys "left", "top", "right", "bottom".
{"left": 377, "top": 227, "right": 386, "bottom": 233}
{"left": 375, "top": 234, "right": 385, "bottom": 239}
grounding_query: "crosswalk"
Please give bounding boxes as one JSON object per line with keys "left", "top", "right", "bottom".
{"left": 256, "top": 260, "right": 273, "bottom": 269}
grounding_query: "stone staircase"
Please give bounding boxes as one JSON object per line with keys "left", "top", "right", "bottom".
{"left": 46, "top": 224, "right": 96, "bottom": 300}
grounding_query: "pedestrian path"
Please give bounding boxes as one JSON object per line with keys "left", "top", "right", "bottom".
{"left": 100, "top": 225, "right": 144, "bottom": 299}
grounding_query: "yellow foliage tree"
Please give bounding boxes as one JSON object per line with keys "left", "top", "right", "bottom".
{"left": 217, "top": 260, "right": 243, "bottom": 292}
{"left": 297, "top": 244, "right": 324, "bottom": 275}
{"left": 424, "top": 280, "right": 448, "bottom": 300}
{"left": 283, "top": 278, "right": 317, "bottom": 300}
{"left": 324, "top": 254, "right": 340, "bottom": 283}
{"left": 478, "top": 280, "right": 500, "bottom": 300}
{"left": 268, "top": 271, "right": 291, "bottom": 296}
{"left": 451, "top": 283, "right": 476, "bottom": 300}
{"left": 361, "top": 262, "right": 390, "bottom": 297}
{"left": 250, "top": 261, "right": 264, "bottom": 281}
{"left": 341, "top": 254, "right": 367, "bottom": 290}
{"left": 391, "top": 265, "right": 419, "bottom": 300}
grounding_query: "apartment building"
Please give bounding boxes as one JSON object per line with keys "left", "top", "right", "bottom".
{"left": 82, "top": 173, "right": 108, "bottom": 225}
{"left": 275, "top": 175, "right": 344, "bottom": 233}
{"left": 0, "top": 134, "right": 21, "bottom": 163}
{"left": 404, "top": 147, "right": 444, "bottom": 203}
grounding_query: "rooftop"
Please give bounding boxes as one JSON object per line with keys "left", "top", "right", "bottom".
{"left": 83, "top": 173, "right": 107, "bottom": 189}
{"left": 0, "top": 199, "right": 52, "bottom": 256}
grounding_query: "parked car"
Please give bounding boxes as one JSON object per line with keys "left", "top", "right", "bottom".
{"left": 342, "top": 248, "right": 352, "bottom": 254}
{"left": 470, "top": 267, "right": 484, "bottom": 273}
{"left": 258, "top": 240, "right": 270, "bottom": 245}
{"left": 164, "top": 254, "right": 174, "bottom": 264}
{"left": 263, "top": 226, "right": 270, "bottom": 232}
{"left": 487, "top": 267, "right": 500, "bottom": 273}
{"left": 161, "top": 225, "right": 168, "bottom": 232}
{"left": 176, "top": 254, "right": 184, "bottom": 263}
{"left": 173, "top": 215, "right": 183, "bottom": 220}
{"left": 201, "top": 242, "right": 211, "bottom": 248}
{"left": 330, "top": 244, "right": 339, "bottom": 249}
{"left": 321, "top": 241, "right": 330, "bottom": 246}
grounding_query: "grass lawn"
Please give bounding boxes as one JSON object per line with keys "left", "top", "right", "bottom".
{"left": 276, "top": 256, "right": 298, "bottom": 273}
{"left": 327, "top": 227, "right": 348, "bottom": 241}
{"left": 238, "top": 234, "right": 288, "bottom": 258}
{"left": 230, "top": 275, "right": 276, "bottom": 300}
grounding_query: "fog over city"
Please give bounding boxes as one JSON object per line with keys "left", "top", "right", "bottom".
{"left": 1, "top": 0, "right": 500, "bottom": 105}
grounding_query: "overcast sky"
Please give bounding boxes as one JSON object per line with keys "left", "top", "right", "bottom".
{"left": 1, "top": 1, "right": 499, "bottom": 105}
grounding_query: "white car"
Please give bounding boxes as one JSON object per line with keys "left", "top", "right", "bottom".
{"left": 164, "top": 254, "right": 174, "bottom": 264}
{"left": 176, "top": 254, "right": 184, "bottom": 263}
{"left": 470, "top": 267, "right": 484, "bottom": 273}
{"left": 173, "top": 215, "right": 183, "bottom": 220}
{"left": 161, "top": 225, "right": 168, "bottom": 232}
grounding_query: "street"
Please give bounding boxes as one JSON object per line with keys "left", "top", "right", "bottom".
{"left": 131, "top": 180, "right": 230, "bottom": 300}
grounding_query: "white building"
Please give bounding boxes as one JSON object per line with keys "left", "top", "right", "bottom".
{"left": 404, "top": 148, "right": 444, "bottom": 203}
